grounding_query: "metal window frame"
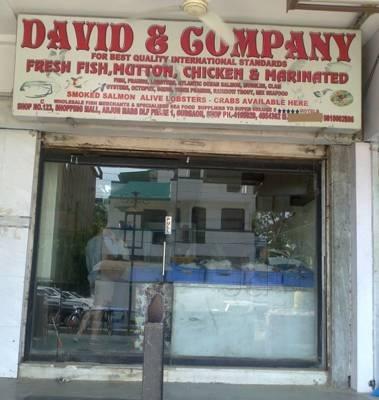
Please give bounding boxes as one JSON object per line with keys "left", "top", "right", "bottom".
{"left": 24, "top": 144, "right": 326, "bottom": 369}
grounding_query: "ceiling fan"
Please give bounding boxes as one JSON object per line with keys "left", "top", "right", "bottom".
{"left": 129, "top": 0, "right": 235, "bottom": 47}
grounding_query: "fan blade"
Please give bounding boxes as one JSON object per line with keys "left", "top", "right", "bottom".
{"left": 199, "top": 11, "right": 235, "bottom": 47}
{"left": 128, "top": 5, "right": 180, "bottom": 20}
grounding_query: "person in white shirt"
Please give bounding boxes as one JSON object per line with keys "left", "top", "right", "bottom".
{"left": 75, "top": 227, "right": 130, "bottom": 339}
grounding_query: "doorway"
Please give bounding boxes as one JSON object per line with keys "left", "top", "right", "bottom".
{"left": 27, "top": 152, "right": 322, "bottom": 368}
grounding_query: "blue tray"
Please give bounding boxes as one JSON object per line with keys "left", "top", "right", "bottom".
{"left": 165, "top": 264, "right": 205, "bottom": 283}
{"left": 205, "top": 269, "right": 243, "bottom": 285}
{"left": 283, "top": 271, "right": 314, "bottom": 288}
{"left": 244, "top": 270, "right": 283, "bottom": 286}
{"left": 131, "top": 266, "right": 162, "bottom": 282}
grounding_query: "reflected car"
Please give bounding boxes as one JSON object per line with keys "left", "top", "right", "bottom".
{"left": 36, "top": 286, "right": 90, "bottom": 327}
{"left": 61, "top": 290, "right": 93, "bottom": 307}
{"left": 36, "top": 286, "right": 61, "bottom": 298}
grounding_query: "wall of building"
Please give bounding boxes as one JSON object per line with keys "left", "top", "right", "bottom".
{"left": 372, "top": 145, "right": 379, "bottom": 388}
{"left": 363, "top": 31, "right": 379, "bottom": 390}
{"left": 0, "top": 131, "right": 374, "bottom": 391}
{"left": 0, "top": 34, "right": 15, "bottom": 96}
{"left": 0, "top": 29, "right": 374, "bottom": 393}
{"left": 329, "top": 145, "right": 354, "bottom": 388}
{"left": 350, "top": 143, "right": 374, "bottom": 392}
{"left": 329, "top": 144, "right": 374, "bottom": 392}
{"left": 363, "top": 30, "right": 379, "bottom": 142}
{"left": 0, "top": 129, "right": 37, "bottom": 377}
{"left": 0, "top": 130, "right": 372, "bottom": 390}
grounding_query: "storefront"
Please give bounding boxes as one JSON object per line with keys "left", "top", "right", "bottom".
{"left": 28, "top": 147, "right": 322, "bottom": 368}
{"left": 0, "top": 11, "right": 375, "bottom": 394}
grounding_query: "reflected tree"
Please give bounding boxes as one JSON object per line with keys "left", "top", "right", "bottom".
{"left": 252, "top": 211, "right": 296, "bottom": 255}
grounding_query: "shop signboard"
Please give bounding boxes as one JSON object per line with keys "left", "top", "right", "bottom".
{"left": 13, "top": 15, "right": 361, "bottom": 131}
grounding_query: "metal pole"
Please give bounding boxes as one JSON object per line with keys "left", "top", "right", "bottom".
{"left": 142, "top": 294, "right": 164, "bottom": 400}
{"left": 127, "top": 211, "right": 136, "bottom": 335}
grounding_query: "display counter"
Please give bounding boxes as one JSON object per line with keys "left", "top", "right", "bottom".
{"left": 171, "top": 283, "right": 317, "bottom": 360}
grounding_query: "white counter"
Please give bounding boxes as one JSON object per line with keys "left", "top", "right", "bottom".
{"left": 171, "top": 283, "right": 317, "bottom": 360}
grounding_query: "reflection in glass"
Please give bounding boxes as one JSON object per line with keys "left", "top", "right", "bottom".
{"left": 29, "top": 160, "right": 320, "bottom": 366}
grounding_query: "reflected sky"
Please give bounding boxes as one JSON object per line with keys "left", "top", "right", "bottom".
{"left": 96, "top": 167, "right": 149, "bottom": 198}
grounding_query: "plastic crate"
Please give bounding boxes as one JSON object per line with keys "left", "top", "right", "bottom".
{"left": 110, "top": 309, "right": 128, "bottom": 330}
{"left": 165, "top": 264, "right": 205, "bottom": 283}
{"left": 131, "top": 266, "right": 162, "bottom": 282}
{"left": 283, "top": 271, "right": 314, "bottom": 288}
{"left": 244, "top": 270, "right": 283, "bottom": 286}
{"left": 205, "top": 268, "right": 243, "bottom": 285}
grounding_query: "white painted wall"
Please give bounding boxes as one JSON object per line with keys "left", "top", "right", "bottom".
{"left": 0, "top": 129, "right": 37, "bottom": 377}
{"left": 351, "top": 143, "right": 374, "bottom": 392}
{"left": 363, "top": 29, "right": 379, "bottom": 142}
{"left": 0, "top": 35, "right": 15, "bottom": 96}
{"left": 372, "top": 145, "right": 379, "bottom": 391}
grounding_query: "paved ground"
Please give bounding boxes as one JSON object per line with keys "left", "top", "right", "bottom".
{"left": 0, "top": 379, "right": 373, "bottom": 400}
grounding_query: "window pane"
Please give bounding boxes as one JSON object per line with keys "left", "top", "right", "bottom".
{"left": 221, "top": 208, "right": 245, "bottom": 231}
{"left": 29, "top": 163, "right": 176, "bottom": 362}
{"left": 29, "top": 158, "right": 321, "bottom": 367}
{"left": 191, "top": 207, "right": 206, "bottom": 243}
{"left": 171, "top": 166, "right": 320, "bottom": 364}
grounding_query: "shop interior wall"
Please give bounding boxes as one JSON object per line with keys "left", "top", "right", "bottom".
{"left": 0, "top": 129, "right": 37, "bottom": 377}
{"left": 37, "top": 163, "right": 95, "bottom": 287}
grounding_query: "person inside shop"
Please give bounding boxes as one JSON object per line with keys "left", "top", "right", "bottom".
{"left": 74, "top": 224, "right": 130, "bottom": 340}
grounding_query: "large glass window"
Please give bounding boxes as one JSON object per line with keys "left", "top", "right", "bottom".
{"left": 27, "top": 153, "right": 321, "bottom": 367}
